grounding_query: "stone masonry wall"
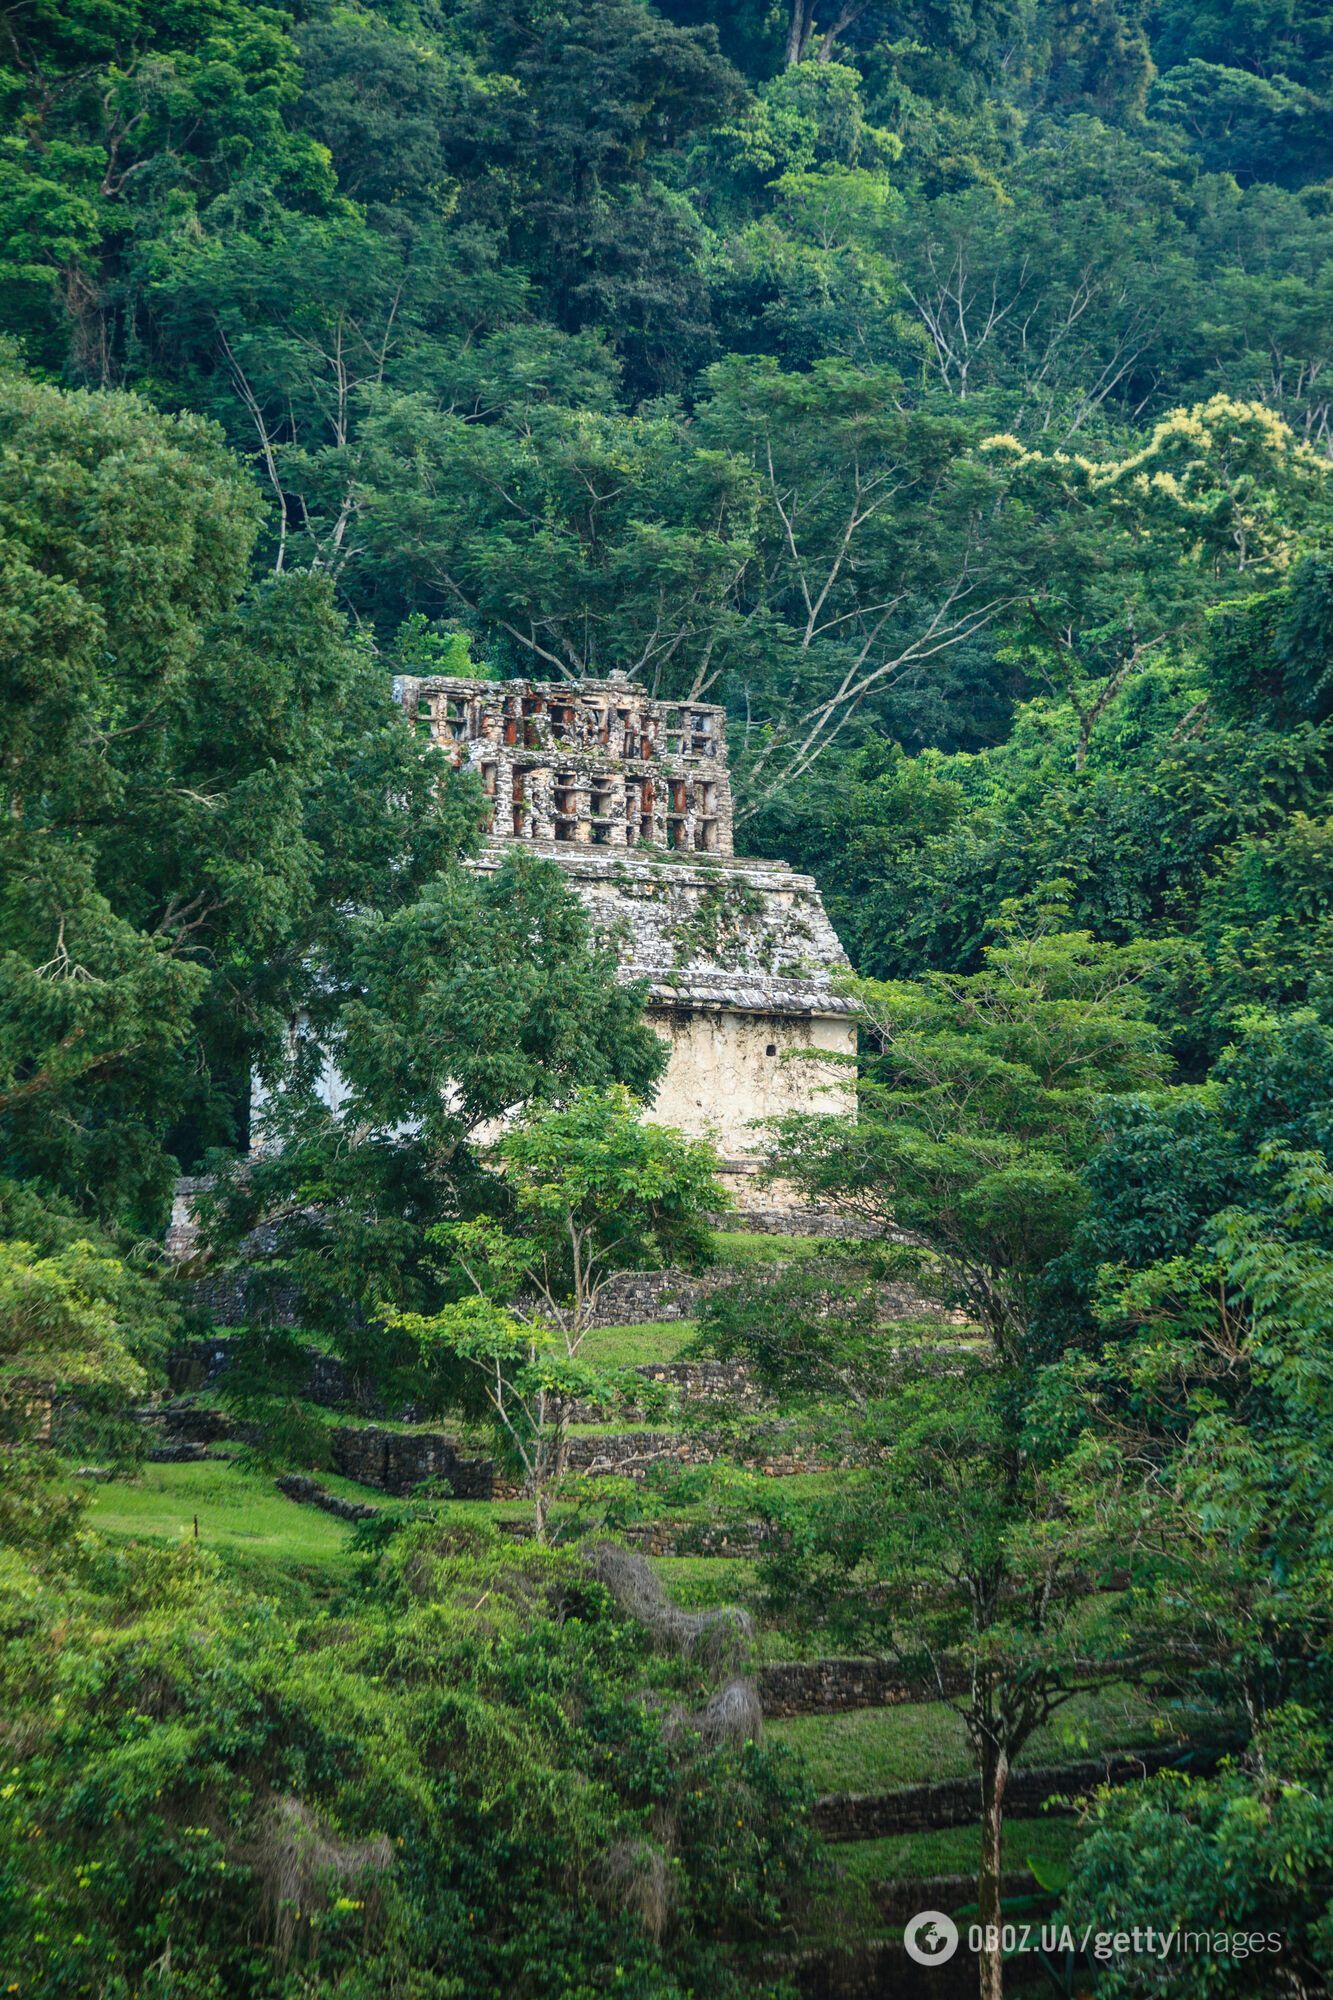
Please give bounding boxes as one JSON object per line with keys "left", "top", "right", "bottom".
{"left": 810, "top": 1744, "right": 1233, "bottom": 1840}
{"left": 709, "top": 1203, "right": 883, "bottom": 1239}
{"left": 756, "top": 1659, "right": 965, "bottom": 1717}
{"left": 557, "top": 1359, "right": 762, "bottom": 1423}
{"left": 169, "top": 1336, "right": 765, "bottom": 1420}
{"left": 584, "top": 1265, "right": 955, "bottom": 1328}
{"left": 328, "top": 1425, "right": 493, "bottom": 1499}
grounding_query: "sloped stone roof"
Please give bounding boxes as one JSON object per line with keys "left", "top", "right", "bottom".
{"left": 469, "top": 841, "right": 856, "bottom": 1018}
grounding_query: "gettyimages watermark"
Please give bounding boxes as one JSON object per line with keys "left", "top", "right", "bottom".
{"left": 905, "top": 1909, "right": 1286, "bottom": 1968}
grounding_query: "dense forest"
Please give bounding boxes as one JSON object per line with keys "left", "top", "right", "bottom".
{"left": 2, "top": 0, "right": 1332, "bottom": 1995}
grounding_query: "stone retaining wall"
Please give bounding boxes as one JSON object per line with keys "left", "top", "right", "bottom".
{"left": 141, "top": 1399, "right": 240, "bottom": 1445}
{"left": 564, "top": 1429, "right": 713, "bottom": 1475}
{"left": 559, "top": 1358, "right": 763, "bottom": 1422}
{"left": 812, "top": 1743, "right": 1232, "bottom": 1839}
{"left": 584, "top": 1264, "right": 954, "bottom": 1327}
{"left": 707, "top": 1204, "right": 885, "bottom": 1240}
{"left": 559, "top": 1429, "right": 829, "bottom": 1480}
{"left": 328, "top": 1425, "right": 493, "bottom": 1500}
{"left": 491, "top": 1428, "right": 833, "bottom": 1496}
{"left": 275, "top": 1474, "right": 381, "bottom": 1522}
{"left": 191, "top": 1269, "right": 304, "bottom": 1328}
{"left": 757, "top": 1659, "right": 959, "bottom": 1717}
{"left": 629, "top": 1357, "right": 763, "bottom": 1404}
{"left": 167, "top": 1337, "right": 368, "bottom": 1407}
{"left": 873, "top": 1874, "right": 1037, "bottom": 1927}
{"left": 585, "top": 1269, "right": 714, "bottom": 1325}
{"left": 616, "top": 1518, "right": 779, "bottom": 1557}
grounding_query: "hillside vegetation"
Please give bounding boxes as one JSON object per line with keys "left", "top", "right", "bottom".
{"left": 2, "top": 4, "right": 1332, "bottom": 1997}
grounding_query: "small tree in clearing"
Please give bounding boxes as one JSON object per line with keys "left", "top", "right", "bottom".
{"left": 762, "top": 1363, "right": 1148, "bottom": 2000}
{"left": 384, "top": 1087, "right": 723, "bottom": 1539}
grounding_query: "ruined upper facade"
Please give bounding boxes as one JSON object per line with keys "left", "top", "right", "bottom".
{"left": 391, "top": 670, "right": 734, "bottom": 854}
{"left": 393, "top": 673, "right": 857, "bottom": 1187}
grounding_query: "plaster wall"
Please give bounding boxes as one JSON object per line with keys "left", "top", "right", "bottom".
{"left": 645, "top": 1005, "right": 855, "bottom": 1158}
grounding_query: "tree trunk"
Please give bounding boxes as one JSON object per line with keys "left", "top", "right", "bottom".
{"left": 786, "top": 0, "right": 814, "bottom": 64}
{"left": 978, "top": 1745, "right": 1009, "bottom": 2000}
{"left": 816, "top": 1, "right": 871, "bottom": 60}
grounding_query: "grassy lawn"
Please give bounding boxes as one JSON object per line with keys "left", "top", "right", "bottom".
{"left": 651, "top": 1554, "right": 761, "bottom": 1609}
{"left": 772, "top": 1702, "right": 974, "bottom": 1791}
{"left": 85, "top": 1457, "right": 548, "bottom": 1580}
{"left": 582, "top": 1321, "right": 696, "bottom": 1366}
{"left": 709, "top": 1231, "right": 856, "bottom": 1265}
{"left": 87, "top": 1458, "right": 357, "bottom": 1587}
{"left": 770, "top": 1687, "right": 1221, "bottom": 1796}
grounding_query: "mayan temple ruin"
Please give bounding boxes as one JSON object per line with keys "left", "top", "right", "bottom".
{"left": 391, "top": 670, "right": 857, "bottom": 1200}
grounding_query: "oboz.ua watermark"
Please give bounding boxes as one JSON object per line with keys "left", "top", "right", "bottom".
{"left": 906, "top": 1912, "right": 1285, "bottom": 1968}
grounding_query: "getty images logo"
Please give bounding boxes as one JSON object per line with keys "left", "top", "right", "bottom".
{"left": 904, "top": 1909, "right": 961, "bottom": 1966}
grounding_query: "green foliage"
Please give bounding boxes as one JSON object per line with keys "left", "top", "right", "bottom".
{"left": 487, "top": 1085, "right": 723, "bottom": 1308}
{"left": 690, "top": 1247, "right": 907, "bottom": 1406}
{"left": 0, "top": 1237, "right": 147, "bottom": 1417}
{"left": 1057, "top": 1712, "right": 1333, "bottom": 1995}
{"left": 8, "top": 0, "right": 1331, "bottom": 777}
{"left": 3, "top": 0, "right": 1333, "bottom": 1979}
{"left": 200, "top": 860, "right": 666, "bottom": 1367}
{"left": 776, "top": 917, "right": 1172, "bottom": 1351}
{"left": 757, "top": 1355, "right": 1150, "bottom": 1989}
{"left": 0, "top": 363, "right": 468, "bottom": 1234}
{"left": 0, "top": 1514, "right": 815, "bottom": 1997}
{"left": 1024, "top": 1007, "right": 1333, "bottom": 1968}
{"left": 774, "top": 553, "right": 1333, "bottom": 1079}
{"left": 389, "top": 1089, "right": 723, "bottom": 1535}
{"left": 1037, "top": 1004, "right": 1333, "bottom": 1352}
{"left": 0, "top": 1209, "right": 174, "bottom": 1546}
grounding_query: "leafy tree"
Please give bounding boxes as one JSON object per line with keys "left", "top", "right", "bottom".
{"left": 0, "top": 1512, "right": 815, "bottom": 1997}
{"left": 891, "top": 120, "right": 1198, "bottom": 428}
{"left": 386, "top": 1088, "right": 723, "bottom": 1537}
{"left": 1038, "top": 0, "right": 1154, "bottom": 118}
{"left": 762, "top": 1360, "right": 1149, "bottom": 2000}
{"left": 352, "top": 388, "right": 761, "bottom": 686}
{"left": 0, "top": 364, "right": 465, "bottom": 1234}
{"left": 202, "top": 856, "right": 667, "bottom": 1375}
{"left": 1042, "top": 1112, "right": 1333, "bottom": 1991}
{"left": 775, "top": 916, "right": 1173, "bottom": 1355}
{"left": 767, "top": 547, "right": 1332, "bottom": 1071}
{"left": 0, "top": 1231, "right": 156, "bottom": 1551}
{"left": 690, "top": 1248, "right": 900, "bottom": 1408}
{"left": 983, "top": 397, "right": 1329, "bottom": 768}
{"left": 1057, "top": 1708, "right": 1333, "bottom": 1996}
